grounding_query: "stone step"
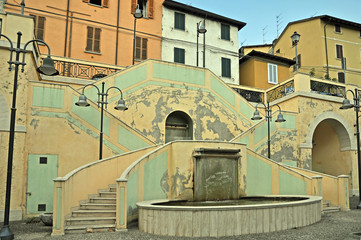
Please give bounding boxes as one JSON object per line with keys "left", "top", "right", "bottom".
{"left": 66, "top": 217, "right": 116, "bottom": 226}
{"left": 109, "top": 184, "right": 116, "bottom": 192}
{"left": 99, "top": 191, "right": 116, "bottom": 198}
{"left": 65, "top": 224, "right": 115, "bottom": 234}
{"left": 72, "top": 210, "right": 116, "bottom": 218}
{"left": 79, "top": 203, "right": 116, "bottom": 210}
{"left": 323, "top": 206, "right": 341, "bottom": 213}
{"left": 323, "top": 200, "right": 331, "bottom": 207}
{"left": 89, "top": 197, "right": 116, "bottom": 204}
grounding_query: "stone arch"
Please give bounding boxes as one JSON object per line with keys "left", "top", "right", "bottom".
{"left": 0, "top": 91, "right": 10, "bottom": 131}
{"left": 165, "top": 111, "right": 193, "bottom": 143}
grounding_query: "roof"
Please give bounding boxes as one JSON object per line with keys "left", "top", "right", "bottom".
{"left": 241, "top": 44, "right": 273, "bottom": 49}
{"left": 163, "top": 0, "right": 246, "bottom": 30}
{"left": 275, "top": 15, "right": 361, "bottom": 45}
{"left": 239, "top": 50, "right": 296, "bottom": 66}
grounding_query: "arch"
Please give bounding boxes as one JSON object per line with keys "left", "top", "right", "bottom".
{"left": 0, "top": 91, "right": 10, "bottom": 131}
{"left": 302, "top": 111, "right": 355, "bottom": 151}
{"left": 165, "top": 111, "right": 193, "bottom": 143}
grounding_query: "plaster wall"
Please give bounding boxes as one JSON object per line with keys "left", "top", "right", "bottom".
{"left": 162, "top": 7, "right": 239, "bottom": 84}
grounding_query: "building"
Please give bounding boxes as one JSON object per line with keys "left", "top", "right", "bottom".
{"left": 239, "top": 43, "right": 273, "bottom": 57}
{"left": 161, "top": 0, "right": 246, "bottom": 84}
{"left": 273, "top": 15, "right": 361, "bottom": 86}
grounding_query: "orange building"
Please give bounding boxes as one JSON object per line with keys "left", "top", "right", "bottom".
{"left": 4, "top": 0, "right": 163, "bottom": 67}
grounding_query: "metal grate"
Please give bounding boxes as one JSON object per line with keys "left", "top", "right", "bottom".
{"left": 38, "top": 204, "right": 46, "bottom": 211}
{"left": 39, "top": 157, "right": 47, "bottom": 164}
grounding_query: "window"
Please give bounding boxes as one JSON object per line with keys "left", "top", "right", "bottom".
{"left": 293, "top": 54, "right": 301, "bottom": 71}
{"left": 221, "top": 58, "right": 231, "bottom": 78}
{"left": 335, "top": 24, "right": 341, "bottom": 33}
{"left": 336, "top": 44, "right": 343, "bottom": 59}
{"left": 86, "top": 26, "right": 101, "bottom": 53}
{"left": 30, "top": 15, "right": 45, "bottom": 40}
{"left": 82, "top": 0, "right": 109, "bottom": 7}
{"left": 135, "top": 36, "right": 148, "bottom": 60}
{"left": 174, "top": 48, "right": 185, "bottom": 64}
{"left": 174, "top": 12, "right": 185, "bottom": 30}
{"left": 268, "top": 63, "right": 278, "bottom": 84}
{"left": 131, "top": 0, "right": 153, "bottom": 18}
{"left": 338, "top": 72, "right": 345, "bottom": 83}
{"left": 221, "top": 23, "right": 230, "bottom": 40}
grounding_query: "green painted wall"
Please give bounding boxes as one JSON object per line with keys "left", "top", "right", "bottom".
{"left": 83, "top": 82, "right": 108, "bottom": 103}
{"left": 118, "top": 126, "right": 150, "bottom": 151}
{"left": 144, "top": 151, "right": 168, "bottom": 200}
{"left": 237, "top": 135, "right": 249, "bottom": 147}
{"left": 115, "top": 65, "right": 147, "bottom": 90}
{"left": 210, "top": 76, "right": 235, "bottom": 107}
{"left": 153, "top": 63, "right": 205, "bottom": 85}
{"left": 127, "top": 169, "right": 139, "bottom": 215}
{"left": 246, "top": 154, "right": 272, "bottom": 195}
{"left": 281, "top": 114, "right": 297, "bottom": 129}
{"left": 254, "top": 121, "right": 276, "bottom": 144}
{"left": 26, "top": 154, "right": 58, "bottom": 214}
{"left": 240, "top": 100, "right": 255, "bottom": 120}
{"left": 32, "top": 86, "right": 64, "bottom": 109}
{"left": 72, "top": 95, "right": 110, "bottom": 136}
{"left": 279, "top": 170, "right": 307, "bottom": 195}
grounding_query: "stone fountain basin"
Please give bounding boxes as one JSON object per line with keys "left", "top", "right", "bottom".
{"left": 137, "top": 195, "right": 322, "bottom": 237}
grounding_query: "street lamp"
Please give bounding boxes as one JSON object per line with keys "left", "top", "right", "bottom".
{"left": 291, "top": 31, "right": 301, "bottom": 72}
{"left": 196, "top": 20, "right": 207, "bottom": 67}
{"left": 340, "top": 88, "right": 361, "bottom": 209}
{"left": 132, "top": 4, "right": 143, "bottom": 65}
{"left": 0, "top": 32, "right": 59, "bottom": 240}
{"left": 251, "top": 101, "right": 286, "bottom": 159}
{"left": 75, "top": 82, "right": 127, "bottom": 160}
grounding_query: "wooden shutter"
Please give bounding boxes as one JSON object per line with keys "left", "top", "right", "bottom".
{"left": 83, "top": 0, "right": 90, "bottom": 3}
{"left": 142, "top": 38, "right": 148, "bottom": 60}
{"left": 147, "top": 0, "right": 154, "bottom": 18}
{"left": 338, "top": 72, "right": 345, "bottom": 83}
{"left": 336, "top": 45, "right": 343, "bottom": 59}
{"left": 131, "top": 0, "right": 137, "bottom": 14}
{"left": 135, "top": 36, "right": 141, "bottom": 59}
{"left": 102, "top": 0, "right": 109, "bottom": 7}
{"left": 86, "top": 26, "right": 93, "bottom": 51}
{"left": 94, "top": 28, "right": 101, "bottom": 52}
{"left": 37, "top": 16, "right": 45, "bottom": 40}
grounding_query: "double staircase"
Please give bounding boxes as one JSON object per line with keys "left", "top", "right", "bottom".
{"left": 64, "top": 185, "right": 117, "bottom": 234}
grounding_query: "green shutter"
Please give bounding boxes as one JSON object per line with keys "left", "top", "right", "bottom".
{"left": 175, "top": 12, "right": 185, "bottom": 30}
{"left": 221, "top": 24, "right": 230, "bottom": 40}
{"left": 221, "top": 58, "right": 231, "bottom": 78}
{"left": 174, "top": 48, "right": 185, "bottom": 64}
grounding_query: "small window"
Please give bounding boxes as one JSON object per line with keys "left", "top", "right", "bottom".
{"left": 268, "top": 63, "right": 278, "bottom": 84}
{"left": 135, "top": 36, "right": 148, "bottom": 60}
{"left": 221, "top": 23, "right": 230, "bottom": 41}
{"left": 335, "top": 24, "right": 341, "bottom": 33}
{"left": 86, "top": 26, "right": 101, "bottom": 53}
{"left": 174, "top": 12, "right": 185, "bottom": 30}
{"left": 38, "top": 204, "right": 46, "bottom": 211}
{"left": 174, "top": 47, "right": 185, "bottom": 64}
{"left": 39, "top": 157, "right": 47, "bottom": 164}
{"left": 131, "top": 0, "right": 153, "bottom": 18}
{"left": 336, "top": 44, "right": 343, "bottom": 59}
{"left": 221, "top": 57, "right": 231, "bottom": 78}
{"left": 83, "top": 0, "right": 109, "bottom": 7}
{"left": 338, "top": 72, "right": 345, "bottom": 83}
{"left": 30, "top": 15, "right": 45, "bottom": 40}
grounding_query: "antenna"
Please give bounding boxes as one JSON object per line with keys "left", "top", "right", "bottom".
{"left": 262, "top": 26, "right": 268, "bottom": 44}
{"left": 240, "top": 39, "right": 246, "bottom": 47}
{"left": 276, "top": 13, "right": 283, "bottom": 38}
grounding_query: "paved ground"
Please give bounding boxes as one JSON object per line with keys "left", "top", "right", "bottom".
{"left": 4, "top": 197, "right": 361, "bottom": 240}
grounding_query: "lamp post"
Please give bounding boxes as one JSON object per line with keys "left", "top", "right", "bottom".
{"left": 291, "top": 31, "right": 301, "bottom": 72}
{"left": 251, "top": 101, "right": 286, "bottom": 159}
{"left": 196, "top": 20, "right": 206, "bottom": 67}
{"left": 75, "top": 82, "right": 127, "bottom": 160}
{"left": 132, "top": 4, "right": 143, "bottom": 65}
{"left": 0, "top": 32, "right": 59, "bottom": 240}
{"left": 340, "top": 88, "right": 361, "bottom": 208}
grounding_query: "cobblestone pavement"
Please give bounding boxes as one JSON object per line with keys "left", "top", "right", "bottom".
{"left": 4, "top": 197, "right": 361, "bottom": 240}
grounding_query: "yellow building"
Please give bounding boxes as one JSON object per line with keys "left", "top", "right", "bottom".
{"left": 273, "top": 15, "right": 361, "bottom": 85}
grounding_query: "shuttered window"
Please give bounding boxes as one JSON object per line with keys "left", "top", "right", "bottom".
{"left": 221, "top": 58, "right": 231, "bottom": 78}
{"left": 174, "top": 48, "right": 185, "bottom": 64}
{"left": 174, "top": 12, "right": 185, "bottom": 30}
{"left": 268, "top": 63, "right": 278, "bottom": 84}
{"left": 336, "top": 44, "right": 343, "bottom": 59}
{"left": 30, "top": 15, "right": 45, "bottom": 40}
{"left": 135, "top": 36, "right": 148, "bottom": 60}
{"left": 338, "top": 72, "right": 345, "bottom": 83}
{"left": 221, "top": 23, "right": 230, "bottom": 40}
{"left": 335, "top": 24, "right": 341, "bottom": 33}
{"left": 131, "top": 0, "right": 153, "bottom": 18}
{"left": 83, "top": 0, "right": 108, "bottom": 7}
{"left": 86, "top": 26, "right": 101, "bottom": 53}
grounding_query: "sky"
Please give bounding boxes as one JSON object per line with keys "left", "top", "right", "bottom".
{"left": 176, "top": 0, "right": 361, "bottom": 47}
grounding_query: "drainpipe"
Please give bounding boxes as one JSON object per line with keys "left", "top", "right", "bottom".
{"left": 67, "top": 12, "right": 73, "bottom": 58}
{"left": 64, "top": 0, "right": 70, "bottom": 57}
{"left": 324, "top": 19, "right": 331, "bottom": 77}
{"left": 20, "top": 0, "right": 25, "bottom": 15}
{"left": 115, "top": 0, "right": 120, "bottom": 65}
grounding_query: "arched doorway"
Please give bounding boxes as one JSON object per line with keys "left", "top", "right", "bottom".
{"left": 165, "top": 111, "right": 193, "bottom": 143}
{"left": 311, "top": 118, "right": 352, "bottom": 176}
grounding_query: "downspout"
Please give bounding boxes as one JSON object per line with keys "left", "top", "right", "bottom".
{"left": 20, "top": 0, "right": 25, "bottom": 15}
{"left": 67, "top": 12, "right": 73, "bottom": 58}
{"left": 64, "top": 0, "right": 70, "bottom": 57}
{"left": 324, "top": 19, "right": 330, "bottom": 77}
{"left": 115, "top": 0, "right": 120, "bottom": 65}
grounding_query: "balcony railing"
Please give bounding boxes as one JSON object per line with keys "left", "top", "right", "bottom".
{"left": 266, "top": 80, "right": 295, "bottom": 102}
{"left": 310, "top": 80, "right": 345, "bottom": 97}
{"left": 232, "top": 87, "right": 264, "bottom": 103}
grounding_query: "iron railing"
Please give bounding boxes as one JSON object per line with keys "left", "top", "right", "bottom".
{"left": 232, "top": 88, "right": 264, "bottom": 103}
{"left": 52, "top": 60, "right": 122, "bottom": 80}
{"left": 310, "top": 80, "right": 345, "bottom": 97}
{"left": 266, "top": 80, "right": 295, "bottom": 102}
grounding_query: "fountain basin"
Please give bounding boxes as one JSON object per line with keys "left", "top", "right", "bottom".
{"left": 137, "top": 195, "right": 322, "bottom": 237}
